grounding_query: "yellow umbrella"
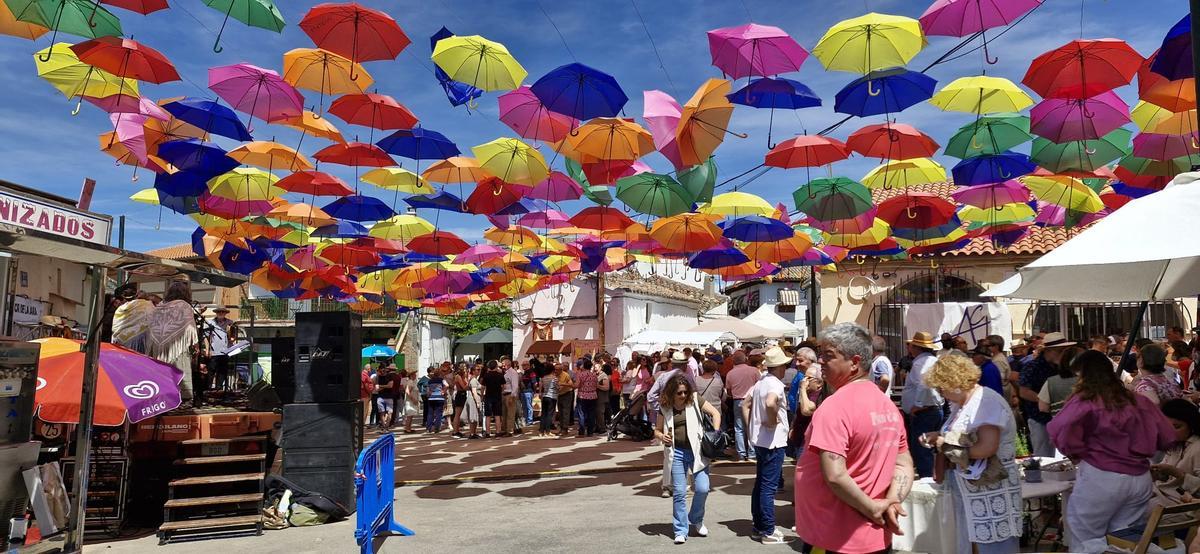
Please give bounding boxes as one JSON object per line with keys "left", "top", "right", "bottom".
{"left": 533, "top": 235, "right": 570, "bottom": 253}
{"left": 422, "top": 156, "right": 492, "bottom": 184}
{"left": 812, "top": 13, "right": 926, "bottom": 74}
{"left": 499, "top": 278, "right": 540, "bottom": 297}
{"left": 1148, "top": 108, "right": 1200, "bottom": 135}
{"left": 130, "top": 188, "right": 159, "bottom": 205}
{"left": 930, "top": 76, "right": 1033, "bottom": 114}
{"left": 208, "top": 168, "right": 283, "bottom": 200}
{"left": 959, "top": 203, "right": 1036, "bottom": 223}
{"left": 276, "top": 110, "right": 346, "bottom": 143}
{"left": 861, "top": 157, "right": 947, "bottom": 189}
{"left": 1020, "top": 175, "right": 1105, "bottom": 213}
{"left": 368, "top": 215, "right": 435, "bottom": 241}
{"left": 1130, "top": 101, "right": 1178, "bottom": 131}
{"left": 566, "top": 117, "right": 655, "bottom": 161}
{"left": 431, "top": 35, "right": 526, "bottom": 91}
{"left": 35, "top": 43, "right": 138, "bottom": 105}
{"left": 0, "top": 1, "right": 46, "bottom": 39}
{"left": 677, "top": 78, "right": 739, "bottom": 166}
{"left": 822, "top": 218, "right": 890, "bottom": 248}
{"left": 471, "top": 138, "right": 549, "bottom": 186}
{"left": 282, "top": 48, "right": 371, "bottom": 96}
{"left": 698, "top": 192, "right": 775, "bottom": 217}
{"left": 361, "top": 167, "right": 432, "bottom": 193}
{"left": 229, "top": 141, "right": 313, "bottom": 171}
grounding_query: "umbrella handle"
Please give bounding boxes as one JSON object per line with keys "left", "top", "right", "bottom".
{"left": 694, "top": 270, "right": 703, "bottom": 283}
{"left": 88, "top": 0, "right": 100, "bottom": 27}
{"left": 71, "top": 97, "right": 83, "bottom": 116}
{"left": 855, "top": 255, "right": 865, "bottom": 265}
{"left": 867, "top": 80, "right": 882, "bottom": 97}
{"left": 929, "top": 257, "right": 939, "bottom": 269}
{"left": 998, "top": 169, "right": 1010, "bottom": 179}
{"left": 1193, "top": 136, "right": 1199, "bottom": 150}
{"left": 350, "top": 66, "right": 360, "bottom": 82}
{"left": 970, "top": 135, "right": 982, "bottom": 150}
{"left": 213, "top": 37, "right": 225, "bottom": 54}
{"left": 38, "top": 44, "right": 54, "bottom": 63}
{"left": 906, "top": 206, "right": 917, "bottom": 219}
{"left": 467, "top": 97, "right": 480, "bottom": 111}
{"left": 729, "top": 131, "right": 749, "bottom": 139}
{"left": 1085, "top": 147, "right": 1097, "bottom": 155}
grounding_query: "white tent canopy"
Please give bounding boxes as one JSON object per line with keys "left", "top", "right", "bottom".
{"left": 688, "top": 316, "right": 779, "bottom": 342}
{"left": 621, "top": 329, "right": 736, "bottom": 352}
{"left": 984, "top": 175, "right": 1200, "bottom": 302}
{"left": 743, "top": 304, "right": 805, "bottom": 337}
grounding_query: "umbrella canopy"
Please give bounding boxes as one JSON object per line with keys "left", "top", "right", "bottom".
{"left": 952, "top": 181, "right": 1031, "bottom": 209}
{"left": 377, "top": 127, "right": 460, "bottom": 160}
{"left": 765, "top": 135, "right": 850, "bottom": 168}
{"left": 328, "top": 93, "right": 418, "bottom": 130}
{"left": 812, "top": 13, "right": 926, "bottom": 74}
{"left": 70, "top": 36, "right": 180, "bottom": 84}
{"left": 423, "top": 156, "right": 492, "bottom": 184}
{"left": 567, "top": 117, "right": 655, "bottom": 161}
{"left": 1029, "top": 91, "right": 1130, "bottom": 143}
{"left": 528, "top": 171, "right": 583, "bottom": 202}
{"left": 276, "top": 170, "right": 354, "bottom": 196}
{"left": 229, "top": 141, "right": 312, "bottom": 172}
{"left": 846, "top": 123, "right": 939, "bottom": 159}
{"left": 322, "top": 195, "right": 394, "bottom": 221}
{"left": 1030, "top": 129, "right": 1132, "bottom": 174}
{"left": 370, "top": 214, "right": 435, "bottom": 241}
{"left": 208, "top": 63, "right": 305, "bottom": 123}
{"left": 700, "top": 191, "right": 775, "bottom": 217}
{"left": 720, "top": 215, "right": 794, "bottom": 242}
{"left": 277, "top": 110, "right": 346, "bottom": 143}
{"left": 570, "top": 206, "right": 635, "bottom": 232}
{"left": 202, "top": 0, "right": 285, "bottom": 53}
{"left": 471, "top": 137, "right": 548, "bottom": 186}
{"left": 432, "top": 34, "right": 526, "bottom": 91}
{"left": 1149, "top": 14, "right": 1192, "bottom": 80}
{"left": 1023, "top": 39, "right": 1143, "bottom": 99}
{"left": 498, "top": 85, "right": 577, "bottom": 142}
{"left": 643, "top": 89, "right": 685, "bottom": 170}
{"left": 530, "top": 62, "right": 627, "bottom": 120}
{"left": 35, "top": 42, "right": 138, "bottom": 101}
{"left": 34, "top": 338, "right": 183, "bottom": 425}
{"left": 678, "top": 158, "right": 718, "bottom": 204}
{"left": 727, "top": 77, "right": 821, "bottom": 109}
{"left": 1132, "top": 132, "right": 1200, "bottom": 161}
{"left": 282, "top": 47, "right": 371, "bottom": 97}
{"left": 208, "top": 167, "right": 282, "bottom": 200}
{"left": 930, "top": 75, "right": 1033, "bottom": 114}
{"left": 862, "top": 157, "right": 947, "bottom": 189}
{"left": 951, "top": 152, "right": 1037, "bottom": 185}
{"left": 678, "top": 78, "right": 737, "bottom": 166}
{"left": 649, "top": 212, "right": 723, "bottom": 251}
{"left": 0, "top": 1, "right": 48, "bottom": 40}
{"left": 834, "top": 68, "right": 937, "bottom": 117}
{"left": 162, "top": 97, "right": 251, "bottom": 141}
{"left": 793, "top": 177, "right": 874, "bottom": 220}
{"left": 614, "top": 172, "right": 694, "bottom": 217}
{"left": 741, "top": 234, "right": 814, "bottom": 264}
{"left": 456, "top": 327, "right": 513, "bottom": 345}
{"left": 299, "top": 3, "right": 410, "bottom": 64}
{"left": 406, "top": 231, "right": 471, "bottom": 256}
{"left": 944, "top": 113, "right": 1031, "bottom": 158}
{"left": 313, "top": 141, "right": 394, "bottom": 167}
{"left": 919, "top": 0, "right": 1042, "bottom": 36}
{"left": 1021, "top": 174, "right": 1105, "bottom": 213}
{"left": 9, "top": 0, "right": 121, "bottom": 46}
{"left": 362, "top": 344, "right": 397, "bottom": 357}
{"left": 984, "top": 175, "right": 1200, "bottom": 302}
{"left": 876, "top": 192, "right": 957, "bottom": 229}
{"left": 706, "top": 23, "right": 809, "bottom": 79}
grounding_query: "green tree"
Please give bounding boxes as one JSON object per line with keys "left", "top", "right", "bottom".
{"left": 443, "top": 302, "right": 513, "bottom": 338}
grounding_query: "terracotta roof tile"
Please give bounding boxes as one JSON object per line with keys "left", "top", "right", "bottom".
{"left": 145, "top": 243, "right": 199, "bottom": 260}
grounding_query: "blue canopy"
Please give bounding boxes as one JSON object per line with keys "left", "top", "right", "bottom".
{"left": 1151, "top": 14, "right": 1192, "bottom": 80}
{"left": 322, "top": 195, "right": 396, "bottom": 222}
{"left": 727, "top": 77, "right": 821, "bottom": 109}
{"left": 531, "top": 62, "right": 628, "bottom": 120}
{"left": 157, "top": 139, "right": 239, "bottom": 177}
{"left": 404, "top": 190, "right": 466, "bottom": 212}
{"left": 835, "top": 68, "right": 936, "bottom": 117}
{"left": 162, "top": 98, "right": 252, "bottom": 141}
{"left": 430, "top": 27, "right": 484, "bottom": 107}
{"left": 376, "top": 127, "right": 460, "bottom": 160}
{"left": 362, "top": 345, "right": 397, "bottom": 358}
{"left": 719, "top": 215, "right": 795, "bottom": 242}
{"left": 951, "top": 152, "right": 1037, "bottom": 186}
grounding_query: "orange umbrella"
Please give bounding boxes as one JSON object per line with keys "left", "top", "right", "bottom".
{"left": 566, "top": 117, "right": 655, "bottom": 161}
{"left": 251, "top": 265, "right": 306, "bottom": 290}
{"left": 570, "top": 206, "right": 635, "bottom": 232}
{"left": 741, "top": 234, "right": 814, "bottom": 263}
{"left": 229, "top": 141, "right": 313, "bottom": 171}
{"left": 649, "top": 212, "right": 723, "bottom": 251}
{"left": 276, "top": 110, "right": 346, "bottom": 143}
{"left": 282, "top": 48, "right": 371, "bottom": 95}
{"left": 317, "top": 244, "right": 382, "bottom": 266}
{"left": 267, "top": 202, "right": 337, "bottom": 226}
{"left": 0, "top": 1, "right": 47, "bottom": 40}
{"left": 484, "top": 226, "right": 542, "bottom": 250}
{"left": 677, "top": 78, "right": 742, "bottom": 166}
{"left": 422, "top": 156, "right": 493, "bottom": 184}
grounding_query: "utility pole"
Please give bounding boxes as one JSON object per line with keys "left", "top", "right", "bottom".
{"left": 596, "top": 273, "right": 605, "bottom": 354}
{"left": 808, "top": 266, "right": 820, "bottom": 339}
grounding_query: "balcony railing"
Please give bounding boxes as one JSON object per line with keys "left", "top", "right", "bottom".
{"left": 242, "top": 298, "right": 406, "bottom": 322}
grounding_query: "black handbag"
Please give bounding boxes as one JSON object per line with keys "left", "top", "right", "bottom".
{"left": 694, "top": 397, "right": 732, "bottom": 459}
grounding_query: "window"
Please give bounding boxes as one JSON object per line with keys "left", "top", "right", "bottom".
{"left": 873, "top": 273, "right": 986, "bottom": 359}
{"left": 1032, "top": 301, "right": 1186, "bottom": 340}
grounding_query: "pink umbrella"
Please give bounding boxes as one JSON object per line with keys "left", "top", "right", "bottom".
{"left": 643, "top": 90, "right": 685, "bottom": 170}
{"left": 951, "top": 181, "right": 1031, "bottom": 209}
{"left": 528, "top": 171, "right": 583, "bottom": 202}
{"left": 1030, "top": 91, "right": 1130, "bottom": 142}
{"left": 287, "top": 246, "right": 328, "bottom": 271}
{"left": 109, "top": 113, "right": 151, "bottom": 164}
{"left": 498, "top": 86, "right": 576, "bottom": 142}
{"left": 706, "top": 23, "right": 808, "bottom": 79}
{"left": 486, "top": 214, "right": 510, "bottom": 230}
{"left": 517, "top": 209, "right": 571, "bottom": 229}
{"left": 1132, "top": 132, "right": 1200, "bottom": 161}
{"left": 420, "top": 272, "right": 475, "bottom": 295}
{"left": 1034, "top": 202, "right": 1065, "bottom": 226}
{"left": 454, "top": 244, "right": 507, "bottom": 265}
{"left": 920, "top": 0, "right": 1043, "bottom": 37}
{"left": 87, "top": 94, "right": 170, "bottom": 120}
{"left": 208, "top": 63, "right": 305, "bottom": 124}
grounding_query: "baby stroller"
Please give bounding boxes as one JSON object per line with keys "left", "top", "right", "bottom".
{"left": 608, "top": 391, "right": 653, "bottom": 441}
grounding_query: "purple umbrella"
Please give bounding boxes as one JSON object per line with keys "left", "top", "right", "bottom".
{"left": 528, "top": 171, "right": 583, "bottom": 202}
{"left": 420, "top": 271, "right": 475, "bottom": 295}
{"left": 951, "top": 181, "right": 1031, "bottom": 209}
{"left": 920, "top": 0, "right": 1043, "bottom": 36}
{"left": 34, "top": 338, "right": 184, "bottom": 425}
{"left": 453, "top": 244, "right": 507, "bottom": 265}
{"left": 517, "top": 209, "right": 571, "bottom": 229}
{"left": 208, "top": 63, "right": 306, "bottom": 125}
{"left": 1132, "top": 132, "right": 1200, "bottom": 161}
{"left": 706, "top": 23, "right": 809, "bottom": 79}
{"left": 1030, "top": 91, "right": 1130, "bottom": 142}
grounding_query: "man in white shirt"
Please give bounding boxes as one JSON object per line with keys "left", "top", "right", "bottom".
{"left": 900, "top": 332, "right": 944, "bottom": 478}
{"left": 503, "top": 359, "right": 521, "bottom": 435}
{"left": 869, "top": 335, "right": 894, "bottom": 395}
{"left": 743, "top": 347, "right": 791, "bottom": 544}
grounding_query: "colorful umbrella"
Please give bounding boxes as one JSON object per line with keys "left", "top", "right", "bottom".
{"left": 920, "top": 0, "right": 1042, "bottom": 36}
{"left": 862, "top": 157, "right": 947, "bottom": 189}
{"left": 471, "top": 138, "right": 548, "bottom": 186}
{"left": 162, "top": 97, "right": 251, "bottom": 141}
{"left": 720, "top": 215, "right": 794, "bottom": 242}
{"left": 643, "top": 89, "right": 685, "bottom": 170}
{"left": 706, "top": 23, "right": 809, "bottom": 79}
{"left": 678, "top": 78, "right": 740, "bottom": 164}
{"left": 1029, "top": 91, "right": 1130, "bottom": 143}
{"left": 276, "top": 170, "right": 353, "bottom": 196}
{"left": 812, "top": 13, "right": 926, "bottom": 74}
{"left": 498, "top": 85, "right": 577, "bottom": 142}
{"left": 431, "top": 34, "right": 526, "bottom": 91}
{"left": 266, "top": 202, "right": 337, "bottom": 226}
{"left": 1022, "top": 39, "right": 1143, "bottom": 99}
{"left": 951, "top": 152, "right": 1037, "bottom": 185}
{"left": 570, "top": 206, "right": 635, "bottom": 232}
{"left": 71, "top": 37, "right": 180, "bottom": 84}
{"left": 369, "top": 214, "right": 435, "bottom": 241}
{"left": 157, "top": 139, "right": 239, "bottom": 176}
{"left": 688, "top": 246, "right": 750, "bottom": 269}
{"left": 951, "top": 181, "right": 1030, "bottom": 209}
{"left": 277, "top": 110, "right": 346, "bottom": 143}
{"left": 930, "top": 75, "right": 1033, "bottom": 114}
{"left": 700, "top": 191, "right": 775, "bottom": 217}
{"left": 423, "top": 156, "right": 491, "bottom": 184}
{"left": 360, "top": 167, "right": 430, "bottom": 193}
{"left": 567, "top": 117, "right": 655, "bottom": 161}
{"left": 614, "top": 172, "right": 694, "bottom": 217}
{"left": 1138, "top": 53, "right": 1195, "bottom": 113}
{"left": 876, "top": 192, "right": 957, "bottom": 229}
{"left": 328, "top": 93, "right": 418, "bottom": 131}
{"left": 1030, "top": 129, "right": 1132, "bottom": 173}
{"left": 765, "top": 135, "right": 851, "bottom": 168}
{"left": 429, "top": 26, "right": 483, "bottom": 107}
{"left": 313, "top": 142, "right": 394, "bottom": 167}
{"left": 528, "top": 171, "right": 583, "bottom": 202}
{"left": 208, "top": 167, "right": 282, "bottom": 200}
{"left": 792, "top": 177, "right": 874, "bottom": 221}
{"left": 846, "top": 123, "right": 939, "bottom": 160}
{"left": 741, "top": 234, "right": 814, "bottom": 264}
{"left": 35, "top": 42, "right": 138, "bottom": 108}
{"left": 678, "top": 158, "right": 718, "bottom": 205}
{"left": 517, "top": 209, "right": 572, "bottom": 230}
{"left": 649, "top": 212, "right": 723, "bottom": 251}
{"left": 944, "top": 113, "right": 1031, "bottom": 158}
{"left": 466, "top": 177, "right": 525, "bottom": 215}
{"left": 377, "top": 127, "right": 460, "bottom": 161}
{"left": 0, "top": 1, "right": 48, "bottom": 40}
{"left": 300, "top": 3, "right": 410, "bottom": 78}
{"left": 834, "top": 68, "right": 937, "bottom": 117}
{"left": 33, "top": 338, "right": 184, "bottom": 425}
{"left": 1149, "top": 13, "right": 1191, "bottom": 80}
{"left": 530, "top": 62, "right": 627, "bottom": 120}
{"left": 203, "top": 0, "right": 285, "bottom": 53}
{"left": 1132, "top": 132, "right": 1200, "bottom": 161}
{"left": 1021, "top": 175, "right": 1105, "bottom": 213}
{"left": 208, "top": 62, "right": 304, "bottom": 124}
{"left": 282, "top": 48, "right": 371, "bottom": 112}
{"left": 229, "top": 141, "right": 312, "bottom": 172}
{"left": 9, "top": 0, "right": 121, "bottom": 60}
{"left": 404, "top": 191, "right": 466, "bottom": 212}
{"left": 322, "top": 195, "right": 394, "bottom": 221}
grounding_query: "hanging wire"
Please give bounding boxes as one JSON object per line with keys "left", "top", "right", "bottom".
{"left": 629, "top": 0, "right": 680, "bottom": 98}
{"left": 535, "top": 0, "right": 578, "bottom": 62}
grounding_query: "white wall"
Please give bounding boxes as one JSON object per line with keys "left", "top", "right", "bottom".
{"left": 417, "top": 316, "right": 453, "bottom": 376}
{"left": 726, "top": 281, "right": 809, "bottom": 327}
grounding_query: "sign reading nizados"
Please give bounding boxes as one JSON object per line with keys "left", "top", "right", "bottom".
{"left": 0, "top": 189, "right": 111, "bottom": 245}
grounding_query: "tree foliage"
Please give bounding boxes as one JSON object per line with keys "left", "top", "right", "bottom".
{"left": 443, "top": 302, "right": 513, "bottom": 338}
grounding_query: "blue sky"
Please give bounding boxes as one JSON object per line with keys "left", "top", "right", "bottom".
{"left": 0, "top": 0, "right": 1182, "bottom": 253}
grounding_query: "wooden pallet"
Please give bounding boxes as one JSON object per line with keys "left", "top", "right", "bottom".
{"left": 158, "top": 436, "right": 268, "bottom": 544}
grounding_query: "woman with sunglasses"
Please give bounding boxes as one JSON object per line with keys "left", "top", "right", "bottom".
{"left": 654, "top": 373, "right": 721, "bottom": 544}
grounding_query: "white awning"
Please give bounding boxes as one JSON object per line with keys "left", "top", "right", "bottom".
{"left": 778, "top": 289, "right": 801, "bottom": 306}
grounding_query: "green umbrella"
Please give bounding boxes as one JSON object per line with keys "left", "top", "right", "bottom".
{"left": 1118, "top": 154, "right": 1193, "bottom": 177}
{"left": 8, "top": 0, "right": 122, "bottom": 61}
{"left": 564, "top": 158, "right": 591, "bottom": 186}
{"left": 615, "top": 173, "right": 694, "bottom": 217}
{"left": 943, "top": 113, "right": 1031, "bottom": 159}
{"left": 1080, "top": 177, "right": 1108, "bottom": 192}
{"left": 1031, "top": 128, "right": 1131, "bottom": 173}
{"left": 203, "top": 0, "right": 285, "bottom": 53}
{"left": 678, "top": 157, "right": 717, "bottom": 204}
{"left": 582, "top": 184, "right": 613, "bottom": 206}
{"left": 792, "top": 176, "right": 874, "bottom": 222}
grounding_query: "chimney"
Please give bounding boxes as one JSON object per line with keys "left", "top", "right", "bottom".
{"left": 702, "top": 275, "right": 715, "bottom": 296}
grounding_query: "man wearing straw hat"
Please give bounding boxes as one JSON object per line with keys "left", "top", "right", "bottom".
{"left": 744, "top": 346, "right": 792, "bottom": 544}
{"left": 900, "top": 331, "right": 944, "bottom": 478}
{"left": 1019, "top": 331, "right": 1076, "bottom": 457}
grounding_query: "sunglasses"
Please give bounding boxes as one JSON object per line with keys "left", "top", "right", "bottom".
{"left": 675, "top": 390, "right": 689, "bottom": 396}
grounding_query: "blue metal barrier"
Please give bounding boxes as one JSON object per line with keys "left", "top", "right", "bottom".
{"left": 354, "top": 433, "right": 413, "bottom": 554}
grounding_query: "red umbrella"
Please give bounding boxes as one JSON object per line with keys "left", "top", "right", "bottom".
{"left": 407, "top": 231, "right": 470, "bottom": 256}
{"left": 466, "top": 177, "right": 525, "bottom": 215}
{"left": 70, "top": 37, "right": 180, "bottom": 84}
{"left": 764, "top": 135, "right": 851, "bottom": 168}
{"left": 313, "top": 142, "right": 395, "bottom": 167}
{"left": 846, "top": 123, "right": 940, "bottom": 160}
{"left": 299, "top": 3, "right": 410, "bottom": 79}
{"left": 317, "top": 244, "right": 381, "bottom": 267}
{"left": 1113, "top": 166, "right": 1171, "bottom": 190}
{"left": 101, "top": 0, "right": 169, "bottom": 14}
{"left": 570, "top": 206, "right": 636, "bottom": 232}
{"left": 328, "top": 93, "right": 418, "bottom": 130}
{"left": 1022, "top": 39, "right": 1142, "bottom": 99}
{"left": 276, "top": 171, "right": 355, "bottom": 196}
{"left": 876, "top": 192, "right": 957, "bottom": 229}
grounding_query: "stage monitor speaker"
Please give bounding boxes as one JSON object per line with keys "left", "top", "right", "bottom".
{"left": 280, "top": 402, "right": 363, "bottom": 510}
{"left": 269, "top": 336, "right": 297, "bottom": 404}
{"left": 245, "top": 380, "right": 281, "bottom": 412}
{"left": 290, "top": 312, "right": 362, "bottom": 404}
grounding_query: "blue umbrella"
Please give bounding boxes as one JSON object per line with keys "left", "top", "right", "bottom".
{"left": 322, "top": 195, "right": 395, "bottom": 222}
{"left": 719, "top": 215, "right": 795, "bottom": 242}
{"left": 849, "top": 241, "right": 903, "bottom": 257}
{"left": 362, "top": 345, "right": 397, "bottom": 357}
{"left": 215, "top": 243, "right": 268, "bottom": 274}
{"left": 404, "top": 190, "right": 466, "bottom": 212}
{"left": 431, "top": 27, "right": 484, "bottom": 108}
{"left": 495, "top": 198, "right": 551, "bottom": 216}
{"left": 834, "top": 68, "right": 936, "bottom": 117}
{"left": 779, "top": 248, "right": 834, "bottom": 267}
{"left": 1150, "top": 14, "right": 1192, "bottom": 80}
{"left": 1111, "top": 182, "right": 1159, "bottom": 198}
{"left": 951, "top": 152, "right": 1037, "bottom": 186}
{"left": 157, "top": 139, "right": 239, "bottom": 177}
{"left": 376, "top": 127, "right": 460, "bottom": 160}
{"left": 312, "top": 220, "right": 369, "bottom": 238}
{"left": 159, "top": 193, "right": 200, "bottom": 215}
{"left": 688, "top": 246, "right": 750, "bottom": 269}
{"left": 270, "top": 285, "right": 310, "bottom": 299}
{"left": 531, "top": 62, "right": 627, "bottom": 120}
{"left": 402, "top": 252, "right": 449, "bottom": 264}
{"left": 891, "top": 217, "right": 962, "bottom": 241}
{"left": 162, "top": 98, "right": 252, "bottom": 141}
{"left": 727, "top": 78, "right": 821, "bottom": 109}
{"left": 154, "top": 170, "right": 208, "bottom": 197}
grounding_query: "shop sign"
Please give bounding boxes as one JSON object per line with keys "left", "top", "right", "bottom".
{"left": 0, "top": 189, "right": 111, "bottom": 245}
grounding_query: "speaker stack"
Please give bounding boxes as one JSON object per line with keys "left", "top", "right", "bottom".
{"left": 278, "top": 312, "right": 364, "bottom": 511}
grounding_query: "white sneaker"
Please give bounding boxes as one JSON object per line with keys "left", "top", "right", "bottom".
{"left": 674, "top": 535, "right": 687, "bottom": 544}
{"left": 661, "top": 488, "right": 671, "bottom": 498}
{"left": 692, "top": 524, "right": 708, "bottom": 537}
{"left": 760, "top": 529, "right": 785, "bottom": 545}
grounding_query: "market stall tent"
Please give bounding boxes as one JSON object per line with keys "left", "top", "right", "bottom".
{"left": 454, "top": 327, "right": 513, "bottom": 361}
{"left": 687, "top": 316, "right": 779, "bottom": 342}
{"left": 742, "top": 304, "right": 806, "bottom": 339}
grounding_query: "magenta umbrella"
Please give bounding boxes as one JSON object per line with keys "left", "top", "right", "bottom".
{"left": 1030, "top": 91, "right": 1130, "bottom": 142}
{"left": 517, "top": 209, "right": 571, "bottom": 229}
{"left": 528, "top": 171, "right": 583, "bottom": 202}
{"left": 420, "top": 272, "right": 475, "bottom": 295}
{"left": 951, "top": 181, "right": 1031, "bottom": 209}
{"left": 1132, "top": 132, "right": 1200, "bottom": 161}
{"left": 208, "top": 63, "right": 305, "bottom": 125}
{"left": 643, "top": 90, "right": 685, "bottom": 170}
{"left": 706, "top": 23, "right": 808, "bottom": 79}
{"left": 919, "top": 0, "right": 1042, "bottom": 64}
{"left": 453, "top": 244, "right": 507, "bottom": 265}
{"left": 498, "top": 86, "right": 577, "bottom": 142}
{"left": 86, "top": 94, "right": 170, "bottom": 120}
{"left": 109, "top": 113, "right": 151, "bottom": 164}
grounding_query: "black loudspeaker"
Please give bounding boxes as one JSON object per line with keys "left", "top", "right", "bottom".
{"left": 281, "top": 402, "right": 363, "bottom": 511}
{"left": 290, "top": 312, "right": 362, "bottom": 404}
{"left": 270, "top": 336, "right": 297, "bottom": 404}
{"left": 245, "top": 380, "right": 281, "bottom": 411}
